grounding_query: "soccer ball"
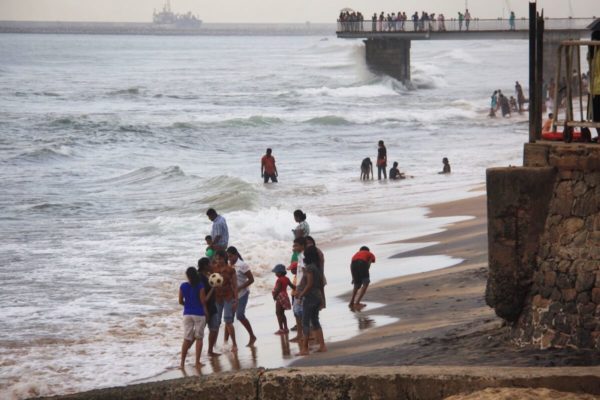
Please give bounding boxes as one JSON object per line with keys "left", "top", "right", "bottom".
{"left": 209, "top": 272, "right": 224, "bottom": 287}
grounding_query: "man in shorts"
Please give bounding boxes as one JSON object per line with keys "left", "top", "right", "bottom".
{"left": 349, "top": 246, "right": 376, "bottom": 309}
{"left": 261, "top": 148, "right": 278, "bottom": 183}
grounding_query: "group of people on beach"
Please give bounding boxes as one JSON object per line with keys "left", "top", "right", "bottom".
{"left": 360, "top": 140, "right": 450, "bottom": 181}
{"left": 489, "top": 81, "right": 527, "bottom": 118}
{"left": 178, "top": 206, "right": 381, "bottom": 368}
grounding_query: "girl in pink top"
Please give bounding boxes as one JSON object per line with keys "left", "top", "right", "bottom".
{"left": 271, "top": 264, "right": 295, "bottom": 334}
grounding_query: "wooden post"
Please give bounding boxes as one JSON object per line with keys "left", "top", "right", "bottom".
{"left": 529, "top": 2, "right": 537, "bottom": 143}
{"left": 534, "top": 13, "right": 544, "bottom": 140}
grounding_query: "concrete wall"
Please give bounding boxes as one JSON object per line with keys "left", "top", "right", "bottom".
{"left": 37, "top": 366, "right": 600, "bottom": 400}
{"left": 364, "top": 38, "right": 411, "bottom": 83}
{"left": 487, "top": 143, "right": 600, "bottom": 349}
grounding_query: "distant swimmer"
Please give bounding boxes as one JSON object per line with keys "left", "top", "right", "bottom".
{"left": 360, "top": 157, "right": 373, "bottom": 180}
{"left": 439, "top": 157, "right": 451, "bottom": 174}
{"left": 389, "top": 161, "right": 406, "bottom": 180}
{"left": 261, "top": 148, "right": 278, "bottom": 183}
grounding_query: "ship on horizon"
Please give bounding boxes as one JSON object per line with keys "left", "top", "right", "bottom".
{"left": 153, "top": 0, "right": 202, "bottom": 29}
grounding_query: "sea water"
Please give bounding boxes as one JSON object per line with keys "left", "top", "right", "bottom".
{"left": 0, "top": 32, "right": 527, "bottom": 398}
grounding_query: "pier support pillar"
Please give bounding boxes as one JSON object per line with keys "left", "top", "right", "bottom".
{"left": 364, "top": 38, "right": 411, "bottom": 83}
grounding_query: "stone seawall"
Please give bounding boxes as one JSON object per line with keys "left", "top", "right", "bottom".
{"left": 487, "top": 143, "right": 600, "bottom": 349}
{"left": 36, "top": 366, "right": 600, "bottom": 400}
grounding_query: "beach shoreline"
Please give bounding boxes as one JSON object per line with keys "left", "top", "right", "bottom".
{"left": 292, "top": 193, "right": 600, "bottom": 369}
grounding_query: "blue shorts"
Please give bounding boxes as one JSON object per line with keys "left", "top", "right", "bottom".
{"left": 216, "top": 299, "right": 235, "bottom": 324}
{"left": 293, "top": 297, "right": 303, "bottom": 318}
{"left": 208, "top": 311, "right": 220, "bottom": 332}
{"left": 236, "top": 291, "right": 249, "bottom": 321}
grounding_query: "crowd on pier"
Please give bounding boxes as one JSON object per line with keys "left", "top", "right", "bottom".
{"left": 338, "top": 9, "right": 517, "bottom": 33}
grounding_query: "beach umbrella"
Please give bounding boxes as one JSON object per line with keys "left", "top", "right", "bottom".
{"left": 587, "top": 18, "right": 600, "bottom": 31}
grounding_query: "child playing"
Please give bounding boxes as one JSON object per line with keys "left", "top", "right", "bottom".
{"left": 178, "top": 266, "right": 208, "bottom": 368}
{"left": 271, "top": 264, "right": 295, "bottom": 334}
{"left": 204, "top": 235, "right": 215, "bottom": 259}
{"left": 349, "top": 246, "right": 376, "bottom": 310}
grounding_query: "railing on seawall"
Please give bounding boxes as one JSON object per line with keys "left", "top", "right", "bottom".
{"left": 337, "top": 17, "right": 596, "bottom": 34}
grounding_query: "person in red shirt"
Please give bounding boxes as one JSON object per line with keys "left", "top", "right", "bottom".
{"left": 349, "top": 246, "right": 376, "bottom": 309}
{"left": 261, "top": 148, "right": 278, "bottom": 183}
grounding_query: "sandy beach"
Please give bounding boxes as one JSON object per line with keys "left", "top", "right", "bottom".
{"left": 293, "top": 194, "right": 600, "bottom": 369}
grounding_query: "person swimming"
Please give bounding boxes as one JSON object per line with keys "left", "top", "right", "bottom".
{"left": 439, "top": 157, "right": 451, "bottom": 174}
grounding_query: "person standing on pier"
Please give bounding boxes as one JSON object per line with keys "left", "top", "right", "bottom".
{"left": 509, "top": 11, "right": 516, "bottom": 31}
{"left": 464, "top": 9, "right": 471, "bottom": 31}
{"left": 412, "top": 12, "right": 419, "bottom": 32}
{"left": 458, "top": 12, "right": 464, "bottom": 31}
{"left": 377, "top": 140, "right": 387, "bottom": 180}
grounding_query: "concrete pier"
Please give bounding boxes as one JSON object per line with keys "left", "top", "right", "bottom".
{"left": 364, "top": 38, "right": 411, "bottom": 83}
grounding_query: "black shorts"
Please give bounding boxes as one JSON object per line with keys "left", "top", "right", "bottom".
{"left": 351, "top": 260, "right": 370, "bottom": 289}
{"left": 593, "top": 95, "right": 600, "bottom": 123}
{"left": 263, "top": 173, "right": 278, "bottom": 183}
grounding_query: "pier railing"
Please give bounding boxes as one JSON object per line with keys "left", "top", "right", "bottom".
{"left": 337, "top": 18, "right": 595, "bottom": 34}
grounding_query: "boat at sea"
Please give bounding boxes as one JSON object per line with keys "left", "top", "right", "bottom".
{"left": 153, "top": 0, "right": 202, "bottom": 29}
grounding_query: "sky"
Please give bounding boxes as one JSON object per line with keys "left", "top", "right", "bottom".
{"left": 0, "top": 0, "right": 598, "bottom": 24}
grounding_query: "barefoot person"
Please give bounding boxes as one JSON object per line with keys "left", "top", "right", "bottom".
{"left": 179, "top": 267, "right": 208, "bottom": 368}
{"left": 271, "top": 264, "right": 295, "bottom": 334}
{"left": 212, "top": 250, "right": 238, "bottom": 351}
{"left": 376, "top": 140, "right": 387, "bottom": 180}
{"left": 349, "top": 246, "right": 376, "bottom": 309}
{"left": 226, "top": 246, "right": 257, "bottom": 346}
{"left": 290, "top": 237, "right": 306, "bottom": 343}
{"left": 197, "top": 258, "right": 220, "bottom": 357}
{"left": 295, "top": 246, "right": 327, "bottom": 355}
{"left": 292, "top": 209, "right": 310, "bottom": 238}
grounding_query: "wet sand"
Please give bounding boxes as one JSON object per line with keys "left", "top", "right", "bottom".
{"left": 292, "top": 194, "right": 600, "bottom": 368}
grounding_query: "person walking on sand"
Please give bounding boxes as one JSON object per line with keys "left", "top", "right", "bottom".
{"left": 212, "top": 250, "right": 238, "bottom": 352}
{"left": 206, "top": 208, "right": 228, "bottom": 252}
{"left": 292, "top": 209, "right": 310, "bottom": 238}
{"left": 295, "top": 246, "right": 327, "bottom": 355}
{"left": 179, "top": 267, "right": 208, "bottom": 368}
{"left": 377, "top": 140, "right": 387, "bottom": 180}
{"left": 261, "top": 148, "right": 278, "bottom": 183}
{"left": 226, "top": 246, "right": 257, "bottom": 346}
{"left": 271, "top": 264, "right": 295, "bottom": 334}
{"left": 197, "top": 258, "right": 220, "bottom": 357}
{"left": 349, "top": 246, "right": 376, "bottom": 310}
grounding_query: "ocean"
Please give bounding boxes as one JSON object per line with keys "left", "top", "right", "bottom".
{"left": 0, "top": 31, "right": 527, "bottom": 399}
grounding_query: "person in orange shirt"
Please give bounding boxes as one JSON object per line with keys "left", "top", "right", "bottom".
{"left": 349, "top": 246, "right": 376, "bottom": 309}
{"left": 261, "top": 148, "right": 278, "bottom": 183}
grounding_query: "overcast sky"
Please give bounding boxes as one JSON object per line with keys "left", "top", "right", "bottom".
{"left": 0, "top": 0, "right": 598, "bottom": 23}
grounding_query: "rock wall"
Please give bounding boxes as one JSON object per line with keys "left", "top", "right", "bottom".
{"left": 37, "top": 366, "right": 600, "bottom": 400}
{"left": 487, "top": 143, "right": 600, "bottom": 349}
